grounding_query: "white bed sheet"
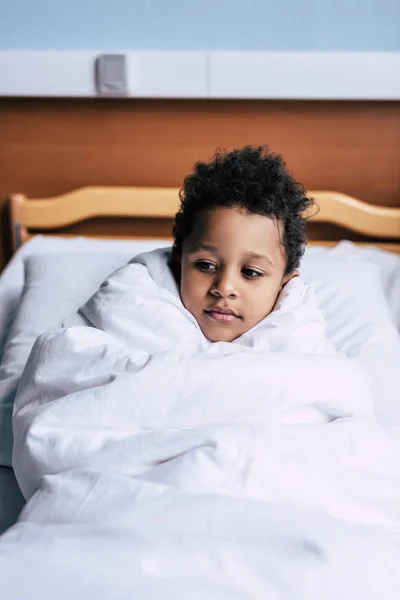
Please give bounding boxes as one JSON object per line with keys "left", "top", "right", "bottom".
{"left": 3, "top": 249, "right": 400, "bottom": 599}
{"left": 0, "top": 236, "right": 399, "bottom": 530}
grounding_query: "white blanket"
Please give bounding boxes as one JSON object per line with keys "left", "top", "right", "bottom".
{"left": 1, "top": 248, "right": 400, "bottom": 599}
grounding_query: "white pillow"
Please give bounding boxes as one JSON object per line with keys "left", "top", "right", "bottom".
{"left": 300, "top": 257, "right": 400, "bottom": 429}
{"left": 324, "top": 241, "right": 400, "bottom": 333}
{"left": 2, "top": 237, "right": 398, "bottom": 362}
{"left": 0, "top": 235, "right": 172, "bottom": 363}
{"left": 1, "top": 249, "right": 399, "bottom": 467}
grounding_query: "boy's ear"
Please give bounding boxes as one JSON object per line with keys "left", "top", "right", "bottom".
{"left": 281, "top": 269, "right": 299, "bottom": 289}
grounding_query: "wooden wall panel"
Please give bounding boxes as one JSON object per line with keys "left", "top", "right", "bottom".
{"left": 1, "top": 98, "right": 400, "bottom": 269}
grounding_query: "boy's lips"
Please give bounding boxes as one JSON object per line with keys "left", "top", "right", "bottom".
{"left": 204, "top": 306, "right": 240, "bottom": 323}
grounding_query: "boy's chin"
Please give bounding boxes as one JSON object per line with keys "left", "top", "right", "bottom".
{"left": 200, "top": 324, "right": 242, "bottom": 344}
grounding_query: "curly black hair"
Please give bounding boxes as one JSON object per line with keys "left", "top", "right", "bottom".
{"left": 172, "top": 145, "right": 314, "bottom": 274}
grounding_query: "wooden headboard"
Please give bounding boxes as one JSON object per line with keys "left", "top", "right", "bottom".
{"left": 1, "top": 98, "right": 400, "bottom": 268}
{"left": 8, "top": 186, "right": 400, "bottom": 256}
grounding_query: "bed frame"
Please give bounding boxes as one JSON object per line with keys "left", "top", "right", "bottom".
{"left": 8, "top": 187, "right": 400, "bottom": 255}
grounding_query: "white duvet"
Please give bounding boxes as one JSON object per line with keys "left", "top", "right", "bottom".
{"left": 1, "top": 248, "right": 400, "bottom": 599}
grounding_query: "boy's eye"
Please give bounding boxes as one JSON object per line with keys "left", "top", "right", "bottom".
{"left": 242, "top": 268, "right": 264, "bottom": 279}
{"left": 195, "top": 260, "right": 218, "bottom": 272}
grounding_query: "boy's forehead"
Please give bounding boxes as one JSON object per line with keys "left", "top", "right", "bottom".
{"left": 186, "top": 207, "right": 283, "bottom": 252}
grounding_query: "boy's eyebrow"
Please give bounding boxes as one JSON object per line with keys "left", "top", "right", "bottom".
{"left": 190, "top": 242, "right": 219, "bottom": 253}
{"left": 244, "top": 251, "right": 275, "bottom": 267}
{"left": 190, "top": 244, "right": 274, "bottom": 267}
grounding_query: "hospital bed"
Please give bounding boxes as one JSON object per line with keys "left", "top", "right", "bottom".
{"left": 0, "top": 185, "right": 400, "bottom": 535}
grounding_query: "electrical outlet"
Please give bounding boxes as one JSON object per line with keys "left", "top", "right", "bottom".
{"left": 95, "top": 54, "right": 128, "bottom": 97}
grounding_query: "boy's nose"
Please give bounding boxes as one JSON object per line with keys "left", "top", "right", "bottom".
{"left": 210, "top": 271, "right": 238, "bottom": 299}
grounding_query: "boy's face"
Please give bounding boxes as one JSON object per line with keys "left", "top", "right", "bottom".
{"left": 179, "top": 207, "right": 296, "bottom": 342}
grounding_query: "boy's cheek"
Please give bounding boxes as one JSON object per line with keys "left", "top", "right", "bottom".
{"left": 181, "top": 273, "right": 205, "bottom": 302}
{"left": 180, "top": 282, "right": 198, "bottom": 315}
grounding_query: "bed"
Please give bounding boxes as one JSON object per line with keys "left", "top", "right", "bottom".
{"left": 0, "top": 185, "right": 400, "bottom": 595}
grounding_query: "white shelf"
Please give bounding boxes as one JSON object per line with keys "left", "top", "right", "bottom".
{"left": 1, "top": 51, "right": 399, "bottom": 100}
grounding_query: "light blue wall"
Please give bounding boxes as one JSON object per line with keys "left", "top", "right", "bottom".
{"left": 0, "top": 0, "right": 399, "bottom": 51}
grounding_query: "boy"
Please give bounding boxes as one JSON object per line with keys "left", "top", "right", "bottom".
{"left": 171, "top": 145, "right": 313, "bottom": 343}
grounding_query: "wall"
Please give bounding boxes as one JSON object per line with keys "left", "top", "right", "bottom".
{"left": 1, "top": 2, "right": 399, "bottom": 269}
{"left": 1, "top": 0, "right": 399, "bottom": 52}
